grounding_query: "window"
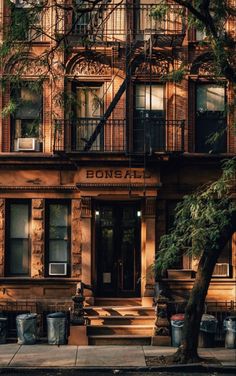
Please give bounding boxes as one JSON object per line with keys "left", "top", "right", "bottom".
{"left": 196, "top": 29, "right": 207, "bottom": 41}
{"left": 76, "top": 86, "right": 102, "bottom": 118}
{"left": 11, "top": 83, "right": 42, "bottom": 151}
{"left": 11, "top": 1, "right": 43, "bottom": 41}
{"left": 6, "top": 202, "right": 31, "bottom": 276}
{"left": 73, "top": 83, "right": 103, "bottom": 151}
{"left": 134, "top": 84, "right": 165, "bottom": 152}
{"left": 213, "top": 240, "right": 232, "bottom": 277}
{"left": 46, "top": 203, "right": 70, "bottom": 276}
{"left": 195, "top": 84, "right": 227, "bottom": 153}
{"left": 138, "top": 0, "right": 164, "bottom": 34}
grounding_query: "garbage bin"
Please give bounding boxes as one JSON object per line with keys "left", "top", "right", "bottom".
{"left": 198, "top": 314, "right": 217, "bottom": 348}
{"left": 16, "top": 313, "right": 37, "bottom": 345}
{"left": 224, "top": 316, "right": 236, "bottom": 349}
{"left": 171, "top": 313, "right": 185, "bottom": 347}
{"left": 0, "top": 317, "right": 8, "bottom": 344}
{"left": 47, "top": 312, "right": 68, "bottom": 345}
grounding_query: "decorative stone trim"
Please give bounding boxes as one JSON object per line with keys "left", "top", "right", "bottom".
{"left": 0, "top": 186, "right": 76, "bottom": 191}
{"left": 0, "top": 199, "right": 5, "bottom": 277}
{"left": 71, "top": 199, "right": 82, "bottom": 278}
{"left": 144, "top": 197, "right": 156, "bottom": 217}
{"left": 81, "top": 197, "right": 92, "bottom": 218}
{"left": 31, "top": 199, "right": 45, "bottom": 278}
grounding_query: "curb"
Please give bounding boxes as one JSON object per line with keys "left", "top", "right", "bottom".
{"left": 0, "top": 365, "right": 236, "bottom": 374}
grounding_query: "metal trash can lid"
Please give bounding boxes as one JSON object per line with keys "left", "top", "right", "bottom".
{"left": 171, "top": 313, "right": 185, "bottom": 321}
{"left": 16, "top": 313, "right": 37, "bottom": 320}
{"left": 47, "top": 312, "right": 66, "bottom": 318}
{"left": 224, "top": 316, "right": 236, "bottom": 322}
{"left": 201, "top": 314, "right": 217, "bottom": 322}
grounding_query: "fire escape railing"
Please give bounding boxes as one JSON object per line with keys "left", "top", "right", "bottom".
{"left": 69, "top": 3, "right": 186, "bottom": 44}
{"left": 53, "top": 118, "right": 185, "bottom": 154}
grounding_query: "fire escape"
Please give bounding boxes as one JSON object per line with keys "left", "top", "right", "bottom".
{"left": 53, "top": 1, "right": 186, "bottom": 155}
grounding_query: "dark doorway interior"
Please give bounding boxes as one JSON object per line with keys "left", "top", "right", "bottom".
{"left": 95, "top": 202, "right": 141, "bottom": 297}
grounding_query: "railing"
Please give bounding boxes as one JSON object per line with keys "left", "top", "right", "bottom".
{"left": 133, "top": 119, "right": 185, "bottom": 153}
{"left": 69, "top": 3, "right": 186, "bottom": 44}
{"left": 53, "top": 118, "right": 185, "bottom": 154}
{"left": 72, "top": 118, "right": 126, "bottom": 152}
{"left": 137, "top": 3, "right": 185, "bottom": 35}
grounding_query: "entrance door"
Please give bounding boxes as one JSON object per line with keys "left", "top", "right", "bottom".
{"left": 95, "top": 203, "right": 141, "bottom": 297}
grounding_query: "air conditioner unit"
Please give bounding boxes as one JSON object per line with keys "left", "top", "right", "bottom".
{"left": 49, "top": 263, "right": 67, "bottom": 276}
{"left": 212, "top": 263, "right": 229, "bottom": 277}
{"left": 16, "top": 138, "right": 37, "bottom": 151}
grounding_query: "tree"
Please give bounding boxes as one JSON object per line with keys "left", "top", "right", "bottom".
{"left": 156, "top": 161, "right": 236, "bottom": 363}
{"left": 152, "top": 0, "right": 236, "bottom": 364}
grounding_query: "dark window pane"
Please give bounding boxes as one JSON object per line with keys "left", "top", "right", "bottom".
{"left": 196, "top": 84, "right": 227, "bottom": 153}
{"left": 9, "top": 239, "right": 29, "bottom": 275}
{"left": 49, "top": 226, "right": 68, "bottom": 239}
{"left": 49, "top": 240, "right": 68, "bottom": 262}
{"left": 48, "top": 203, "right": 70, "bottom": 266}
{"left": 49, "top": 204, "right": 68, "bottom": 227}
{"left": 8, "top": 203, "right": 30, "bottom": 276}
{"left": 10, "top": 204, "right": 29, "bottom": 238}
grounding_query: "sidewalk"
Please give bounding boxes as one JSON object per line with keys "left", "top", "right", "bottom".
{"left": 0, "top": 344, "right": 235, "bottom": 370}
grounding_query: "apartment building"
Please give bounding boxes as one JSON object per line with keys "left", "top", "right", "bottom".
{"left": 0, "top": 0, "right": 235, "bottom": 343}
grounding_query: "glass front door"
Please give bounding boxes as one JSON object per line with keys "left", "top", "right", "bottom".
{"left": 95, "top": 203, "right": 141, "bottom": 297}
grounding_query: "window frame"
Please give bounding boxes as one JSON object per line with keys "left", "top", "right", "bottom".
{"left": 45, "top": 200, "right": 71, "bottom": 278}
{"left": 10, "top": 81, "right": 43, "bottom": 151}
{"left": 5, "top": 200, "right": 31, "bottom": 277}
{"left": 11, "top": 3, "right": 43, "bottom": 42}
{"left": 195, "top": 82, "right": 227, "bottom": 153}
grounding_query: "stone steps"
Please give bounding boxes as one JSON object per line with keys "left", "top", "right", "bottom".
{"left": 88, "top": 335, "right": 152, "bottom": 346}
{"left": 85, "top": 299, "right": 155, "bottom": 345}
{"left": 94, "top": 298, "right": 142, "bottom": 306}
{"left": 87, "top": 315, "right": 156, "bottom": 325}
{"left": 87, "top": 324, "right": 154, "bottom": 335}
{"left": 85, "top": 306, "right": 154, "bottom": 317}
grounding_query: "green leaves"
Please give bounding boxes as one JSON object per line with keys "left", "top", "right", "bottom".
{"left": 1, "top": 99, "right": 17, "bottom": 118}
{"left": 155, "top": 158, "right": 236, "bottom": 275}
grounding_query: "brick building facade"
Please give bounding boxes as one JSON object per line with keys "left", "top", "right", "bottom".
{"left": 0, "top": 0, "right": 235, "bottom": 342}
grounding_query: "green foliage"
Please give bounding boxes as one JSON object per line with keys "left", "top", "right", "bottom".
{"left": 155, "top": 158, "right": 236, "bottom": 276}
{"left": 150, "top": 3, "right": 169, "bottom": 22}
{"left": 161, "top": 67, "right": 186, "bottom": 83}
{"left": 1, "top": 99, "right": 17, "bottom": 118}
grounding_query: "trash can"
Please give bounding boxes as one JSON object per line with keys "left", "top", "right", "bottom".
{"left": 224, "top": 316, "right": 236, "bottom": 349}
{"left": 171, "top": 313, "right": 185, "bottom": 347}
{"left": 16, "top": 313, "right": 37, "bottom": 345}
{"left": 0, "top": 317, "right": 8, "bottom": 344}
{"left": 198, "top": 314, "right": 217, "bottom": 348}
{"left": 47, "top": 312, "right": 67, "bottom": 345}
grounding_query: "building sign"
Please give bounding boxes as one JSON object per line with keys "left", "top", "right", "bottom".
{"left": 85, "top": 169, "right": 151, "bottom": 180}
{"left": 76, "top": 167, "right": 160, "bottom": 187}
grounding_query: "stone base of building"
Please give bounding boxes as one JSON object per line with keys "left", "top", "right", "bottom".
{"left": 151, "top": 335, "right": 172, "bottom": 346}
{"left": 68, "top": 325, "right": 88, "bottom": 345}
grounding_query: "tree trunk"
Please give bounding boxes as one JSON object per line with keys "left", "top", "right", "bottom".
{"left": 173, "top": 212, "right": 236, "bottom": 364}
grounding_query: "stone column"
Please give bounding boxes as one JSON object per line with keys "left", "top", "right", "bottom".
{"left": 0, "top": 199, "right": 5, "bottom": 277}
{"left": 71, "top": 199, "right": 82, "bottom": 278}
{"left": 142, "top": 197, "right": 156, "bottom": 306}
{"left": 80, "top": 197, "right": 93, "bottom": 303}
{"left": 31, "top": 199, "right": 44, "bottom": 278}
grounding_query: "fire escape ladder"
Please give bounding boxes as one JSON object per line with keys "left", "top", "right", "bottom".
{"left": 83, "top": 75, "right": 130, "bottom": 151}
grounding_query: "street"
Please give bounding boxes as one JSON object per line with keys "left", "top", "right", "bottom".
{"left": 0, "top": 370, "right": 235, "bottom": 376}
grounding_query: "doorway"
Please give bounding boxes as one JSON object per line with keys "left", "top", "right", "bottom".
{"left": 95, "top": 202, "right": 141, "bottom": 297}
